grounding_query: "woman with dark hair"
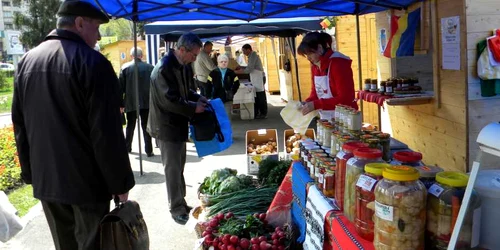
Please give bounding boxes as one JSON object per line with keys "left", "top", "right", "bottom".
{"left": 297, "top": 32, "right": 358, "bottom": 120}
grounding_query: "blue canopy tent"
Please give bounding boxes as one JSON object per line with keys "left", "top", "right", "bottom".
{"left": 86, "top": 0, "right": 422, "bottom": 174}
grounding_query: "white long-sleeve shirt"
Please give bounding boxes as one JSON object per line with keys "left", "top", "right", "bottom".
{"left": 194, "top": 50, "right": 216, "bottom": 83}
{"left": 243, "top": 51, "right": 264, "bottom": 74}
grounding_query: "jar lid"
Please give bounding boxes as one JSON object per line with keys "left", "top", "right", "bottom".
{"left": 342, "top": 141, "right": 369, "bottom": 152}
{"left": 353, "top": 148, "right": 383, "bottom": 158}
{"left": 436, "top": 171, "right": 469, "bottom": 187}
{"left": 393, "top": 151, "right": 423, "bottom": 163}
{"left": 365, "top": 163, "right": 390, "bottom": 176}
{"left": 415, "top": 165, "right": 443, "bottom": 178}
{"left": 383, "top": 166, "right": 420, "bottom": 181}
{"left": 377, "top": 133, "right": 390, "bottom": 139}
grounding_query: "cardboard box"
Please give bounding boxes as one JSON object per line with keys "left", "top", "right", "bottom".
{"left": 283, "top": 128, "right": 316, "bottom": 160}
{"left": 246, "top": 129, "right": 279, "bottom": 175}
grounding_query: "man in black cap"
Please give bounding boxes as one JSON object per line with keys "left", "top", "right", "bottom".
{"left": 11, "top": 1, "right": 134, "bottom": 249}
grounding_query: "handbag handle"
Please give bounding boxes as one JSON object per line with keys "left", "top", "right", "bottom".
{"left": 206, "top": 103, "right": 225, "bottom": 143}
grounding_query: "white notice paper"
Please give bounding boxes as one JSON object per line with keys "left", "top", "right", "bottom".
{"left": 441, "top": 16, "right": 461, "bottom": 70}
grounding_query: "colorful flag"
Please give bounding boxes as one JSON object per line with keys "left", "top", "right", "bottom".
{"left": 383, "top": 8, "right": 421, "bottom": 58}
{"left": 320, "top": 18, "right": 332, "bottom": 29}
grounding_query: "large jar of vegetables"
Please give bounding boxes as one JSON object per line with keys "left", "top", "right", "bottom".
{"left": 334, "top": 141, "right": 368, "bottom": 210}
{"left": 355, "top": 163, "right": 390, "bottom": 241}
{"left": 344, "top": 148, "right": 384, "bottom": 222}
{"left": 316, "top": 119, "right": 328, "bottom": 145}
{"left": 374, "top": 166, "right": 427, "bottom": 250}
{"left": 426, "top": 171, "right": 481, "bottom": 250}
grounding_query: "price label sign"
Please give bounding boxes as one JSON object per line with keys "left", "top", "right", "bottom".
{"left": 375, "top": 201, "right": 394, "bottom": 221}
{"left": 356, "top": 175, "right": 377, "bottom": 191}
{"left": 428, "top": 183, "right": 444, "bottom": 197}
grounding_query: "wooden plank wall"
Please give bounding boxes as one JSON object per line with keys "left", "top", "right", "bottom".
{"left": 466, "top": 0, "right": 500, "bottom": 168}
{"left": 380, "top": 0, "right": 468, "bottom": 172}
{"left": 101, "top": 40, "right": 147, "bottom": 74}
{"left": 290, "top": 35, "right": 313, "bottom": 101}
{"left": 263, "top": 38, "right": 281, "bottom": 93}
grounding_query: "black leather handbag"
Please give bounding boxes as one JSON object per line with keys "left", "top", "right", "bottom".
{"left": 100, "top": 197, "right": 149, "bottom": 250}
{"left": 190, "top": 103, "right": 224, "bottom": 142}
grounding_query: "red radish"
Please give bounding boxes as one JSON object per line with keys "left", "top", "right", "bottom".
{"left": 225, "top": 212, "right": 234, "bottom": 219}
{"left": 250, "top": 237, "right": 260, "bottom": 245}
{"left": 274, "top": 227, "right": 282, "bottom": 232}
{"left": 217, "top": 213, "right": 225, "bottom": 220}
{"left": 272, "top": 239, "right": 279, "bottom": 246}
{"left": 205, "top": 235, "right": 214, "bottom": 244}
{"left": 228, "top": 245, "right": 236, "bottom": 250}
{"left": 236, "top": 247, "right": 242, "bottom": 250}
{"left": 209, "top": 219, "right": 219, "bottom": 228}
{"left": 239, "top": 238, "right": 250, "bottom": 249}
{"left": 259, "top": 241, "right": 270, "bottom": 250}
{"left": 202, "top": 231, "right": 210, "bottom": 237}
{"left": 277, "top": 232, "right": 285, "bottom": 238}
{"left": 277, "top": 246, "right": 285, "bottom": 250}
{"left": 213, "top": 230, "right": 219, "bottom": 234}
{"left": 221, "top": 244, "right": 228, "bottom": 250}
{"left": 258, "top": 236, "right": 267, "bottom": 242}
{"left": 213, "top": 238, "right": 220, "bottom": 247}
{"left": 258, "top": 213, "right": 266, "bottom": 221}
{"left": 251, "top": 245, "right": 260, "bottom": 250}
{"left": 271, "top": 233, "right": 278, "bottom": 240}
{"left": 271, "top": 246, "right": 277, "bottom": 250}
{"left": 222, "top": 234, "right": 231, "bottom": 244}
{"left": 253, "top": 213, "right": 259, "bottom": 218}
{"left": 263, "top": 219, "right": 268, "bottom": 225}
{"left": 230, "top": 235, "right": 239, "bottom": 244}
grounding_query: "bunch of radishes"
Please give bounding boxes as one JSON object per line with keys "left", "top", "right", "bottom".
{"left": 201, "top": 212, "right": 288, "bottom": 250}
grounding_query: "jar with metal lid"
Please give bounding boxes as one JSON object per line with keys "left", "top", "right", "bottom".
{"left": 362, "top": 127, "right": 374, "bottom": 135}
{"left": 348, "top": 110, "right": 363, "bottom": 132}
{"left": 306, "top": 148, "right": 324, "bottom": 174}
{"left": 370, "top": 79, "right": 378, "bottom": 92}
{"left": 415, "top": 165, "right": 443, "bottom": 189}
{"left": 345, "top": 148, "right": 384, "bottom": 222}
{"left": 317, "top": 159, "right": 334, "bottom": 192}
{"left": 323, "top": 124, "right": 334, "bottom": 147}
{"left": 374, "top": 166, "right": 427, "bottom": 250}
{"left": 369, "top": 130, "right": 382, "bottom": 137}
{"left": 379, "top": 81, "right": 386, "bottom": 94}
{"left": 301, "top": 142, "right": 320, "bottom": 169}
{"left": 364, "top": 78, "right": 372, "bottom": 91}
{"left": 392, "top": 151, "right": 423, "bottom": 167}
{"left": 355, "top": 163, "right": 390, "bottom": 241}
{"left": 377, "top": 133, "right": 391, "bottom": 162}
{"left": 335, "top": 135, "right": 354, "bottom": 155}
{"left": 330, "top": 131, "right": 341, "bottom": 156}
{"left": 335, "top": 142, "right": 369, "bottom": 211}
{"left": 426, "top": 172, "right": 481, "bottom": 250}
{"left": 310, "top": 151, "right": 328, "bottom": 178}
{"left": 385, "top": 80, "right": 394, "bottom": 95}
{"left": 396, "top": 78, "right": 402, "bottom": 89}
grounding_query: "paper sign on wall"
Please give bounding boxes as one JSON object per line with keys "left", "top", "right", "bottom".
{"left": 441, "top": 16, "right": 460, "bottom": 70}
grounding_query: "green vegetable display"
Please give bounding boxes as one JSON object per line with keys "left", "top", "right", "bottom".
{"left": 207, "top": 186, "right": 278, "bottom": 218}
{"left": 257, "top": 159, "right": 291, "bottom": 185}
{"left": 199, "top": 168, "right": 254, "bottom": 195}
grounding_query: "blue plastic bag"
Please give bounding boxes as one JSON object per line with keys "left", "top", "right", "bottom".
{"left": 190, "top": 98, "right": 233, "bottom": 157}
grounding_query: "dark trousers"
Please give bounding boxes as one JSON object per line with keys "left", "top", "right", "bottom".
{"left": 41, "top": 200, "right": 109, "bottom": 250}
{"left": 254, "top": 91, "right": 268, "bottom": 116}
{"left": 125, "top": 109, "right": 153, "bottom": 154}
{"left": 158, "top": 140, "right": 188, "bottom": 216}
{"left": 196, "top": 80, "right": 208, "bottom": 97}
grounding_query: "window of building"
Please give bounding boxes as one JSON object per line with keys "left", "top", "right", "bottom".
{"left": 3, "top": 11, "right": 12, "bottom": 17}
{"left": 4, "top": 23, "right": 13, "bottom": 29}
{"left": 2, "top": 1, "right": 10, "bottom": 6}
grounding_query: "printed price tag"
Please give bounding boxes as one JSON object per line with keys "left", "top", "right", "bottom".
{"left": 375, "top": 201, "right": 393, "bottom": 221}
{"left": 428, "top": 183, "right": 444, "bottom": 197}
{"left": 356, "top": 175, "right": 377, "bottom": 191}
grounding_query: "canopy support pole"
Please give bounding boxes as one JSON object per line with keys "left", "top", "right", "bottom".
{"left": 355, "top": 8, "right": 363, "bottom": 114}
{"left": 133, "top": 1, "right": 144, "bottom": 176}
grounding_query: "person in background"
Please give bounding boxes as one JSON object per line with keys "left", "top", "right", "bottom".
{"left": 119, "top": 47, "right": 155, "bottom": 157}
{"left": 206, "top": 54, "right": 240, "bottom": 122}
{"left": 235, "top": 44, "right": 267, "bottom": 119}
{"left": 297, "top": 31, "right": 358, "bottom": 121}
{"left": 194, "top": 41, "right": 217, "bottom": 96}
{"left": 235, "top": 50, "right": 247, "bottom": 67}
{"left": 148, "top": 32, "right": 208, "bottom": 225}
{"left": 11, "top": 1, "right": 135, "bottom": 249}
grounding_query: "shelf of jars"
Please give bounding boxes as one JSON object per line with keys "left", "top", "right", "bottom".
{"left": 359, "top": 78, "right": 434, "bottom": 106}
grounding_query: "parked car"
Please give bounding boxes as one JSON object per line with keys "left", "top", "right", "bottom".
{"left": 0, "top": 63, "right": 14, "bottom": 71}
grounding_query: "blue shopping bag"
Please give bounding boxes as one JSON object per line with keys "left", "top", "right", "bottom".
{"left": 190, "top": 98, "right": 233, "bottom": 157}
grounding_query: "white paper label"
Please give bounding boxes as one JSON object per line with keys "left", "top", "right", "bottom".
{"left": 428, "top": 184, "right": 444, "bottom": 197}
{"left": 386, "top": 86, "right": 393, "bottom": 92}
{"left": 346, "top": 157, "right": 357, "bottom": 166}
{"left": 336, "top": 143, "right": 340, "bottom": 151}
{"left": 471, "top": 208, "right": 481, "bottom": 247}
{"left": 375, "top": 201, "right": 393, "bottom": 221}
{"left": 356, "top": 175, "right": 377, "bottom": 191}
{"left": 318, "top": 174, "right": 324, "bottom": 184}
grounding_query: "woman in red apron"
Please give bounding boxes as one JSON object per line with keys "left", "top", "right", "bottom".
{"left": 298, "top": 32, "right": 358, "bottom": 121}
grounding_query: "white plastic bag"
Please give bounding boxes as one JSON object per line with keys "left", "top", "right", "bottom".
{"left": 0, "top": 191, "right": 23, "bottom": 243}
{"left": 280, "top": 101, "right": 318, "bottom": 135}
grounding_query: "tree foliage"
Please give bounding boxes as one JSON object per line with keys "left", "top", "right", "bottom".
{"left": 13, "top": 0, "right": 60, "bottom": 49}
{"left": 99, "top": 19, "right": 148, "bottom": 41}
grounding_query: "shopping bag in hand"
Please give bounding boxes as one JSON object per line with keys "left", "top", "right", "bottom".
{"left": 100, "top": 197, "right": 149, "bottom": 250}
{"left": 280, "top": 100, "right": 319, "bottom": 135}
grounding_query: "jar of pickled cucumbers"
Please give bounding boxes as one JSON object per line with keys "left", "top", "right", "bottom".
{"left": 335, "top": 142, "right": 368, "bottom": 211}
{"left": 355, "top": 163, "right": 390, "bottom": 241}
{"left": 323, "top": 124, "right": 334, "bottom": 148}
{"left": 426, "top": 172, "right": 481, "bottom": 250}
{"left": 344, "top": 148, "right": 384, "bottom": 222}
{"left": 374, "top": 166, "right": 427, "bottom": 250}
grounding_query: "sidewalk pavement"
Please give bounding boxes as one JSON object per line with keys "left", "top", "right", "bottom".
{"left": 1, "top": 94, "right": 291, "bottom": 250}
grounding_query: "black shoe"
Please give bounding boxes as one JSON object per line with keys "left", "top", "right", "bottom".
{"left": 172, "top": 214, "right": 189, "bottom": 225}
{"left": 256, "top": 114, "right": 267, "bottom": 119}
{"left": 147, "top": 152, "right": 154, "bottom": 157}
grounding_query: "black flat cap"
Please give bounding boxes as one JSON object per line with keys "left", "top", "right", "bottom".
{"left": 57, "top": 0, "right": 109, "bottom": 23}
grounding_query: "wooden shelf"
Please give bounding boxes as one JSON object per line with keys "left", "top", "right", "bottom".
{"left": 385, "top": 92, "right": 434, "bottom": 106}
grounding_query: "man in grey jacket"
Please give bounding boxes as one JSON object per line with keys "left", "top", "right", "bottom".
{"left": 194, "top": 41, "right": 216, "bottom": 96}
{"left": 148, "top": 33, "right": 207, "bottom": 225}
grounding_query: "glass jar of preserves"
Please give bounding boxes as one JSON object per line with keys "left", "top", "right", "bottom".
{"left": 426, "top": 172, "right": 481, "bottom": 250}
{"left": 317, "top": 119, "right": 328, "bottom": 145}
{"left": 310, "top": 152, "right": 328, "bottom": 178}
{"left": 348, "top": 110, "right": 363, "bottom": 132}
{"left": 377, "top": 133, "right": 391, "bottom": 162}
{"left": 370, "top": 79, "right": 378, "bottom": 92}
{"left": 330, "top": 131, "right": 341, "bottom": 156}
{"left": 379, "top": 81, "right": 386, "bottom": 94}
{"left": 355, "top": 163, "right": 390, "bottom": 241}
{"left": 385, "top": 80, "right": 394, "bottom": 95}
{"left": 335, "top": 142, "right": 369, "bottom": 211}
{"left": 315, "top": 156, "right": 333, "bottom": 188}
{"left": 323, "top": 168, "right": 336, "bottom": 198}
{"left": 301, "top": 143, "right": 320, "bottom": 170}
{"left": 344, "top": 148, "right": 384, "bottom": 222}
{"left": 392, "top": 151, "right": 423, "bottom": 167}
{"left": 318, "top": 160, "right": 335, "bottom": 193}
{"left": 364, "top": 78, "right": 372, "bottom": 91}
{"left": 323, "top": 124, "right": 334, "bottom": 148}
{"left": 415, "top": 165, "right": 443, "bottom": 189}
{"left": 374, "top": 166, "right": 427, "bottom": 250}
{"left": 360, "top": 134, "right": 374, "bottom": 143}
{"left": 402, "top": 79, "right": 410, "bottom": 88}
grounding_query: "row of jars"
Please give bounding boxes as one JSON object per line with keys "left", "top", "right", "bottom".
{"left": 299, "top": 139, "right": 480, "bottom": 249}
{"left": 364, "top": 77, "right": 420, "bottom": 95}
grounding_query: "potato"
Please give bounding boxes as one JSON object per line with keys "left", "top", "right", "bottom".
{"left": 286, "top": 147, "right": 292, "bottom": 153}
{"left": 292, "top": 141, "right": 300, "bottom": 148}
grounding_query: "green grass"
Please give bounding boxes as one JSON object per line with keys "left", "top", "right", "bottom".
{"left": 0, "top": 77, "right": 14, "bottom": 113}
{"left": 7, "top": 185, "right": 39, "bottom": 217}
